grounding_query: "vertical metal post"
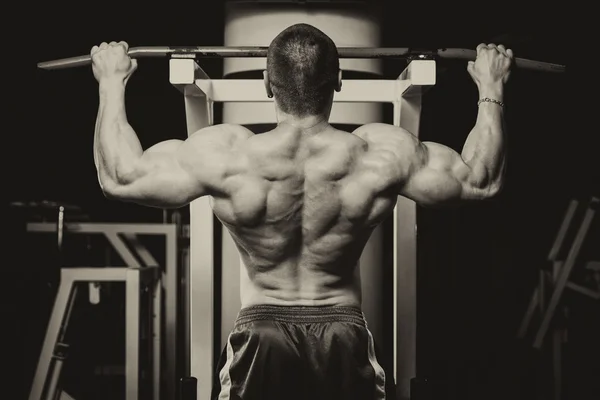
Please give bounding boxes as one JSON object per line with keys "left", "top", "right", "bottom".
{"left": 152, "top": 274, "right": 162, "bottom": 400}
{"left": 29, "top": 274, "right": 76, "bottom": 400}
{"left": 392, "top": 59, "right": 434, "bottom": 400}
{"left": 125, "top": 269, "right": 141, "bottom": 400}
{"left": 170, "top": 57, "right": 215, "bottom": 400}
{"left": 392, "top": 97, "right": 418, "bottom": 400}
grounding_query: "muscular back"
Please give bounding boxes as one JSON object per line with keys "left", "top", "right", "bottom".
{"left": 109, "top": 117, "right": 496, "bottom": 307}
{"left": 210, "top": 125, "right": 397, "bottom": 307}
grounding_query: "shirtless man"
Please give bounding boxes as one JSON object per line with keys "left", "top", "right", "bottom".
{"left": 91, "top": 23, "right": 511, "bottom": 400}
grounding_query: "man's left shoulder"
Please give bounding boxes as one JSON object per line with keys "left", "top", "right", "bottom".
{"left": 218, "top": 123, "right": 255, "bottom": 140}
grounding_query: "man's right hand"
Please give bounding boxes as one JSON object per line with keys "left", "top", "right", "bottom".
{"left": 90, "top": 41, "right": 137, "bottom": 85}
{"left": 467, "top": 43, "right": 513, "bottom": 87}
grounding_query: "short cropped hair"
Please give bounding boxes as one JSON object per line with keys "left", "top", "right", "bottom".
{"left": 266, "top": 23, "right": 339, "bottom": 117}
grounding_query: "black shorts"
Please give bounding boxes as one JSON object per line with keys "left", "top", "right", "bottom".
{"left": 212, "top": 305, "right": 394, "bottom": 400}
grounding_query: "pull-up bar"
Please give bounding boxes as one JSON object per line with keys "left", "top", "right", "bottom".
{"left": 37, "top": 46, "right": 566, "bottom": 73}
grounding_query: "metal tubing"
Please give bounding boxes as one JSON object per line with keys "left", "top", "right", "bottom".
{"left": 37, "top": 46, "right": 566, "bottom": 73}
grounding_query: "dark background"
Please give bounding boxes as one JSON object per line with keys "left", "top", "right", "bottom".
{"left": 7, "top": 1, "right": 598, "bottom": 400}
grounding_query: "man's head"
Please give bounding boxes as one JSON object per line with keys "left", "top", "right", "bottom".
{"left": 264, "top": 23, "right": 342, "bottom": 119}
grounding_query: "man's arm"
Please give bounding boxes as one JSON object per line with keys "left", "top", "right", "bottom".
{"left": 94, "top": 80, "right": 251, "bottom": 208}
{"left": 354, "top": 43, "right": 510, "bottom": 206}
{"left": 90, "top": 41, "right": 252, "bottom": 208}
{"left": 355, "top": 100, "right": 505, "bottom": 206}
{"left": 94, "top": 81, "right": 251, "bottom": 208}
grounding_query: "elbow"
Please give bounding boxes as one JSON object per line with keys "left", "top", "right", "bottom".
{"left": 465, "top": 174, "right": 504, "bottom": 201}
{"left": 484, "top": 169, "right": 506, "bottom": 198}
{"left": 465, "top": 164, "right": 505, "bottom": 200}
{"left": 101, "top": 186, "right": 119, "bottom": 201}
{"left": 102, "top": 187, "right": 119, "bottom": 201}
{"left": 98, "top": 177, "right": 124, "bottom": 201}
{"left": 477, "top": 178, "right": 504, "bottom": 200}
{"left": 97, "top": 166, "right": 134, "bottom": 201}
{"left": 484, "top": 181, "right": 503, "bottom": 198}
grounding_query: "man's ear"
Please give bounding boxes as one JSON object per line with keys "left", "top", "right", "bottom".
{"left": 263, "top": 70, "right": 273, "bottom": 98}
{"left": 335, "top": 69, "right": 342, "bottom": 92}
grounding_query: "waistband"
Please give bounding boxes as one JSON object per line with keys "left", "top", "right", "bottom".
{"left": 235, "top": 304, "right": 366, "bottom": 327}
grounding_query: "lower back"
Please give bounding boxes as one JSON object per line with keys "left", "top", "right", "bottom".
{"left": 239, "top": 258, "right": 362, "bottom": 308}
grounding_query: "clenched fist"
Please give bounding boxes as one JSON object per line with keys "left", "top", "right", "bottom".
{"left": 90, "top": 41, "right": 137, "bottom": 84}
{"left": 467, "top": 43, "right": 513, "bottom": 87}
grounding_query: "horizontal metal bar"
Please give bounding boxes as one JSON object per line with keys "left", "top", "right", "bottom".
{"left": 37, "top": 46, "right": 566, "bottom": 73}
{"left": 193, "top": 79, "right": 407, "bottom": 102}
{"left": 62, "top": 267, "right": 129, "bottom": 281}
{"left": 27, "top": 222, "right": 175, "bottom": 235}
{"left": 62, "top": 266, "right": 159, "bottom": 283}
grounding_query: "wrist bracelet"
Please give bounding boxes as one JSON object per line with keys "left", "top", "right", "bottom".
{"left": 478, "top": 97, "right": 504, "bottom": 108}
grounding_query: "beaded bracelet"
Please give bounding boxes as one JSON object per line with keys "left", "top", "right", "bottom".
{"left": 478, "top": 97, "right": 504, "bottom": 108}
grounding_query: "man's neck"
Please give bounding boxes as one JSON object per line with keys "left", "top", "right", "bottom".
{"left": 277, "top": 114, "right": 330, "bottom": 134}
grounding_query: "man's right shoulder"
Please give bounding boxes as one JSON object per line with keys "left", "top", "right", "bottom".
{"left": 351, "top": 123, "right": 409, "bottom": 141}
{"left": 352, "top": 122, "right": 416, "bottom": 150}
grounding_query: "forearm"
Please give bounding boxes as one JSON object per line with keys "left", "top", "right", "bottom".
{"left": 94, "top": 79, "right": 143, "bottom": 189}
{"left": 460, "top": 83, "right": 507, "bottom": 192}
